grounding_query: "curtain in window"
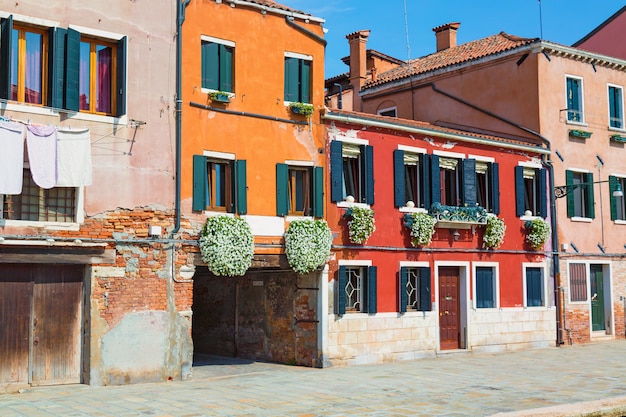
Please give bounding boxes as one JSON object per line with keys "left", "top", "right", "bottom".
{"left": 96, "top": 46, "right": 112, "bottom": 114}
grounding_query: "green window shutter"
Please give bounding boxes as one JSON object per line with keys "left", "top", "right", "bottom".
{"left": 312, "top": 166, "right": 324, "bottom": 217}
{"left": 430, "top": 155, "right": 440, "bottom": 205}
{"left": 538, "top": 168, "right": 548, "bottom": 218}
{"left": 218, "top": 44, "right": 233, "bottom": 93}
{"left": 201, "top": 42, "right": 219, "bottom": 90}
{"left": 421, "top": 154, "right": 431, "bottom": 210}
{"left": 192, "top": 155, "right": 207, "bottom": 211}
{"left": 367, "top": 266, "right": 377, "bottom": 314}
{"left": 300, "top": 59, "right": 311, "bottom": 103}
{"left": 393, "top": 149, "right": 405, "bottom": 208}
{"left": 116, "top": 36, "right": 127, "bottom": 117}
{"left": 489, "top": 163, "right": 500, "bottom": 215}
{"left": 65, "top": 27, "right": 81, "bottom": 112}
{"left": 565, "top": 170, "right": 575, "bottom": 218}
{"left": 476, "top": 267, "right": 494, "bottom": 308}
{"left": 585, "top": 172, "right": 595, "bottom": 219}
{"left": 49, "top": 27, "right": 66, "bottom": 109}
{"left": 567, "top": 78, "right": 580, "bottom": 121}
{"left": 276, "top": 163, "right": 289, "bottom": 216}
{"left": 330, "top": 140, "right": 343, "bottom": 202}
{"left": 235, "top": 160, "right": 247, "bottom": 215}
{"left": 399, "top": 267, "right": 408, "bottom": 313}
{"left": 514, "top": 166, "right": 525, "bottom": 217}
{"left": 284, "top": 57, "right": 299, "bottom": 102}
{"left": 462, "top": 159, "right": 476, "bottom": 207}
{"left": 419, "top": 267, "right": 431, "bottom": 311}
{"left": 337, "top": 266, "right": 347, "bottom": 315}
{"left": 363, "top": 145, "right": 374, "bottom": 205}
{"left": 526, "top": 268, "right": 542, "bottom": 307}
{"left": 0, "top": 16, "right": 13, "bottom": 100}
{"left": 609, "top": 176, "right": 619, "bottom": 220}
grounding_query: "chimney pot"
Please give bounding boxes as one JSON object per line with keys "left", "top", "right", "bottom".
{"left": 433, "top": 22, "right": 460, "bottom": 52}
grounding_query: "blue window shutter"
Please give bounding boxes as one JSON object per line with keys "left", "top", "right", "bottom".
{"left": 48, "top": 27, "right": 66, "bottom": 109}
{"left": 421, "top": 154, "right": 431, "bottom": 209}
{"left": 393, "top": 149, "right": 405, "bottom": 207}
{"left": 337, "top": 266, "right": 347, "bottom": 315}
{"left": 364, "top": 145, "right": 374, "bottom": 205}
{"left": 476, "top": 267, "right": 494, "bottom": 308}
{"left": 284, "top": 57, "right": 299, "bottom": 102}
{"left": 235, "top": 160, "right": 247, "bottom": 215}
{"left": 0, "top": 16, "right": 12, "bottom": 100}
{"left": 65, "top": 28, "right": 81, "bottom": 112}
{"left": 514, "top": 166, "right": 525, "bottom": 217}
{"left": 367, "top": 266, "right": 377, "bottom": 314}
{"left": 330, "top": 140, "right": 343, "bottom": 202}
{"left": 399, "top": 267, "right": 408, "bottom": 313}
{"left": 300, "top": 60, "right": 311, "bottom": 103}
{"left": 313, "top": 167, "right": 324, "bottom": 218}
{"left": 192, "top": 155, "right": 207, "bottom": 211}
{"left": 609, "top": 176, "right": 619, "bottom": 220}
{"left": 490, "top": 163, "right": 500, "bottom": 214}
{"left": 116, "top": 36, "right": 127, "bottom": 117}
{"left": 538, "top": 168, "right": 548, "bottom": 218}
{"left": 276, "top": 163, "right": 288, "bottom": 216}
{"left": 419, "top": 267, "right": 431, "bottom": 311}
{"left": 202, "top": 42, "right": 219, "bottom": 90}
{"left": 585, "top": 172, "right": 595, "bottom": 219}
{"left": 462, "top": 159, "right": 476, "bottom": 207}
{"left": 218, "top": 44, "right": 233, "bottom": 92}
{"left": 565, "top": 170, "right": 575, "bottom": 218}
{"left": 526, "top": 268, "right": 542, "bottom": 307}
{"left": 430, "top": 155, "right": 441, "bottom": 205}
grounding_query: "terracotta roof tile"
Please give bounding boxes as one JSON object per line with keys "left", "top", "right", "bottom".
{"left": 240, "top": 0, "right": 310, "bottom": 15}
{"left": 365, "top": 32, "right": 538, "bottom": 88}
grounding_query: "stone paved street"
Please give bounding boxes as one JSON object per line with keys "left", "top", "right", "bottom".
{"left": 2, "top": 341, "right": 626, "bottom": 417}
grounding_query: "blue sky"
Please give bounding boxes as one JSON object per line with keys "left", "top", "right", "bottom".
{"left": 278, "top": 1, "right": 623, "bottom": 78}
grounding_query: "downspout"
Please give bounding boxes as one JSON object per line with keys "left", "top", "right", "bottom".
{"left": 285, "top": 16, "right": 327, "bottom": 46}
{"left": 172, "top": 0, "right": 191, "bottom": 237}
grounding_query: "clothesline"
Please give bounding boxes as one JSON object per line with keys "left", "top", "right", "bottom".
{"left": 0, "top": 114, "right": 130, "bottom": 132}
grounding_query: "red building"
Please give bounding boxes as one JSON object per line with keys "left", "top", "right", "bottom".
{"left": 573, "top": 6, "right": 626, "bottom": 60}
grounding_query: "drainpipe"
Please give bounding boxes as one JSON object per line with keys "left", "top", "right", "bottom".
{"left": 172, "top": 0, "right": 191, "bottom": 237}
{"left": 333, "top": 83, "right": 343, "bottom": 109}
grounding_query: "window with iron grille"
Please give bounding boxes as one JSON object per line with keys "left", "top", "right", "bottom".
{"left": 336, "top": 264, "right": 377, "bottom": 315}
{"left": 399, "top": 266, "right": 431, "bottom": 312}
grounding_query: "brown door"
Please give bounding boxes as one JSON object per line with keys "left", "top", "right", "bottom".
{"left": 439, "top": 266, "right": 460, "bottom": 350}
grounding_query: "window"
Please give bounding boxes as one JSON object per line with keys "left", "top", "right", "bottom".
{"left": 475, "top": 266, "right": 496, "bottom": 308}
{"left": 475, "top": 161, "right": 500, "bottom": 213}
{"left": 201, "top": 37, "right": 234, "bottom": 93}
{"left": 609, "top": 176, "right": 626, "bottom": 221}
{"left": 608, "top": 85, "right": 623, "bottom": 129}
{"left": 394, "top": 150, "right": 427, "bottom": 208}
{"left": 565, "top": 170, "right": 594, "bottom": 219}
{"left": 9, "top": 24, "right": 46, "bottom": 105}
{"left": 399, "top": 266, "right": 431, "bottom": 313}
{"left": 439, "top": 157, "right": 461, "bottom": 206}
{"left": 566, "top": 76, "right": 583, "bottom": 123}
{"left": 514, "top": 166, "right": 547, "bottom": 218}
{"left": 284, "top": 53, "right": 311, "bottom": 103}
{"left": 330, "top": 141, "right": 374, "bottom": 205}
{"left": 79, "top": 37, "right": 116, "bottom": 114}
{"left": 336, "top": 265, "right": 377, "bottom": 314}
{"left": 192, "top": 155, "right": 247, "bottom": 214}
{"left": 569, "top": 263, "right": 587, "bottom": 302}
{"left": 524, "top": 266, "right": 545, "bottom": 307}
{"left": 276, "top": 163, "right": 323, "bottom": 217}
{"left": 2, "top": 167, "right": 76, "bottom": 222}
{"left": 378, "top": 107, "right": 397, "bottom": 117}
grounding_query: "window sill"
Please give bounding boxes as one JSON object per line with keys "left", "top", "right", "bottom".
{"left": 202, "top": 210, "right": 234, "bottom": 217}
{"left": 520, "top": 215, "right": 542, "bottom": 222}
{"left": 286, "top": 215, "right": 313, "bottom": 222}
{"left": 609, "top": 126, "right": 626, "bottom": 133}
{"left": 337, "top": 201, "right": 370, "bottom": 209}
{"left": 0, "top": 101, "right": 128, "bottom": 125}
{"left": 571, "top": 216, "right": 593, "bottom": 223}
{"left": 0, "top": 219, "right": 80, "bottom": 231}
{"left": 614, "top": 220, "right": 626, "bottom": 225}
{"left": 399, "top": 206, "right": 427, "bottom": 214}
{"left": 565, "top": 120, "right": 588, "bottom": 127}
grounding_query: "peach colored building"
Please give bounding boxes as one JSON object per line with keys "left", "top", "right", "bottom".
{"left": 328, "top": 21, "right": 626, "bottom": 345}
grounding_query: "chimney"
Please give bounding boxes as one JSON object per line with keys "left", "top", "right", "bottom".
{"left": 433, "top": 22, "right": 460, "bottom": 52}
{"left": 346, "top": 30, "right": 370, "bottom": 112}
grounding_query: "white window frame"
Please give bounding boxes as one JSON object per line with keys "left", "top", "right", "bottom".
{"left": 399, "top": 261, "right": 430, "bottom": 313}
{"left": 565, "top": 75, "right": 586, "bottom": 125}
{"left": 472, "top": 262, "right": 500, "bottom": 310}
{"left": 568, "top": 167, "right": 593, "bottom": 222}
{"left": 338, "top": 260, "right": 372, "bottom": 314}
{"left": 335, "top": 137, "right": 370, "bottom": 209}
{"left": 608, "top": 84, "right": 625, "bottom": 131}
{"left": 522, "top": 262, "right": 548, "bottom": 308}
{"left": 200, "top": 35, "right": 236, "bottom": 97}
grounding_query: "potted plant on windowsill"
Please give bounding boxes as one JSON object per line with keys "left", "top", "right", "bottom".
{"left": 284, "top": 219, "right": 332, "bottom": 274}
{"left": 569, "top": 129, "right": 592, "bottom": 139}
{"left": 610, "top": 133, "right": 626, "bottom": 143}
{"left": 483, "top": 215, "right": 506, "bottom": 249}
{"left": 403, "top": 212, "right": 437, "bottom": 247}
{"left": 289, "top": 102, "right": 314, "bottom": 117}
{"left": 525, "top": 218, "right": 550, "bottom": 250}
{"left": 343, "top": 206, "right": 375, "bottom": 244}
{"left": 199, "top": 215, "right": 253, "bottom": 276}
{"left": 208, "top": 91, "right": 231, "bottom": 103}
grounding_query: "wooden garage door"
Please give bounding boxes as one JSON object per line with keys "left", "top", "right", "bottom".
{"left": 0, "top": 264, "right": 84, "bottom": 386}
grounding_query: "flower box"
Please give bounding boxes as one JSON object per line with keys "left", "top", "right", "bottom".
{"left": 429, "top": 202, "right": 488, "bottom": 227}
{"left": 289, "top": 102, "right": 314, "bottom": 117}
{"left": 209, "top": 92, "right": 231, "bottom": 103}
{"left": 610, "top": 134, "right": 626, "bottom": 143}
{"left": 569, "top": 129, "right": 592, "bottom": 139}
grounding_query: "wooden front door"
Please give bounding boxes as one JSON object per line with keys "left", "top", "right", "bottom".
{"left": 439, "top": 266, "right": 460, "bottom": 350}
{"left": 0, "top": 264, "right": 83, "bottom": 386}
{"left": 590, "top": 265, "right": 605, "bottom": 332}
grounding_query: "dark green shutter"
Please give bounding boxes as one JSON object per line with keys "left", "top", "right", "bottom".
{"left": 490, "top": 163, "right": 500, "bottom": 214}
{"left": 526, "top": 268, "right": 542, "bottom": 307}
{"left": 364, "top": 145, "right": 374, "bottom": 205}
{"left": 313, "top": 167, "right": 324, "bottom": 217}
{"left": 284, "top": 57, "right": 299, "bottom": 102}
{"left": 585, "top": 172, "right": 595, "bottom": 219}
{"left": 367, "top": 266, "right": 377, "bottom": 314}
{"left": 609, "top": 176, "right": 619, "bottom": 220}
{"left": 218, "top": 44, "right": 233, "bottom": 92}
{"left": 538, "top": 168, "right": 548, "bottom": 218}
{"left": 514, "top": 166, "right": 525, "bottom": 217}
{"left": 330, "top": 141, "right": 343, "bottom": 202}
{"left": 337, "top": 266, "right": 347, "bottom": 315}
{"left": 0, "top": 16, "right": 13, "bottom": 100}
{"left": 116, "top": 36, "right": 127, "bottom": 116}
{"left": 393, "top": 150, "right": 405, "bottom": 208}
{"left": 300, "top": 59, "right": 311, "bottom": 103}
{"left": 565, "top": 170, "right": 575, "bottom": 218}
{"left": 202, "top": 41, "right": 219, "bottom": 90}
{"left": 65, "top": 27, "right": 81, "bottom": 112}
{"left": 192, "top": 155, "right": 207, "bottom": 211}
{"left": 235, "top": 160, "right": 247, "bottom": 215}
{"left": 49, "top": 27, "right": 66, "bottom": 109}
{"left": 476, "top": 267, "right": 494, "bottom": 308}
{"left": 419, "top": 267, "right": 431, "bottom": 311}
{"left": 567, "top": 78, "right": 580, "bottom": 122}
{"left": 462, "top": 159, "right": 476, "bottom": 207}
{"left": 276, "top": 163, "right": 289, "bottom": 216}
{"left": 430, "top": 155, "right": 440, "bottom": 205}
{"left": 399, "top": 267, "right": 408, "bottom": 313}
{"left": 421, "top": 154, "right": 431, "bottom": 209}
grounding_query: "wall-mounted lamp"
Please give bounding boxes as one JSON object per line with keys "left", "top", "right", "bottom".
{"left": 554, "top": 180, "right": 623, "bottom": 199}
{"left": 450, "top": 229, "right": 460, "bottom": 241}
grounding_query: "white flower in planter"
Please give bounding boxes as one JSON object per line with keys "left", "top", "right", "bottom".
{"left": 345, "top": 206, "right": 375, "bottom": 244}
{"left": 407, "top": 212, "right": 436, "bottom": 247}
{"left": 199, "top": 215, "right": 254, "bottom": 276}
{"left": 284, "top": 219, "right": 332, "bottom": 274}
{"left": 483, "top": 215, "right": 506, "bottom": 249}
{"left": 525, "top": 218, "right": 550, "bottom": 250}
